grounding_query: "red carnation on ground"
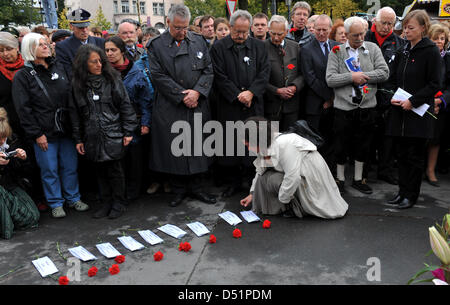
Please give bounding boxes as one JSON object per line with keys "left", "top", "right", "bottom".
{"left": 179, "top": 242, "right": 192, "bottom": 252}
{"left": 363, "top": 86, "right": 369, "bottom": 94}
{"left": 58, "top": 276, "right": 69, "bottom": 285}
{"left": 109, "top": 264, "right": 120, "bottom": 275}
{"left": 262, "top": 220, "right": 271, "bottom": 229}
{"left": 435, "top": 91, "right": 443, "bottom": 98}
{"left": 233, "top": 228, "right": 242, "bottom": 238}
{"left": 289, "top": 27, "right": 298, "bottom": 33}
{"left": 209, "top": 235, "right": 217, "bottom": 244}
{"left": 154, "top": 251, "right": 164, "bottom": 261}
{"left": 287, "top": 64, "right": 295, "bottom": 70}
{"left": 87, "top": 266, "right": 98, "bottom": 277}
{"left": 332, "top": 45, "right": 340, "bottom": 53}
{"left": 114, "top": 255, "right": 125, "bottom": 264}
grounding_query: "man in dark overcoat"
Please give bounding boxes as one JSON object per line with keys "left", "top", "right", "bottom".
{"left": 209, "top": 9, "right": 270, "bottom": 198}
{"left": 148, "top": 4, "right": 216, "bottom": 207}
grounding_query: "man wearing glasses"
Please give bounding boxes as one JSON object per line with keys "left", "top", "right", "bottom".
{"left": 364, "top": 7, "right": 406, "bottom": 186}
{"left": 264, "top": 15, "right": 304, "bottom": 131}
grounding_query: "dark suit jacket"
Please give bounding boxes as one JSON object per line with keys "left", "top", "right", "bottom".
{"left": 264, "top": 38, "right": 304, "bottom": 115}
{"left": 55, "top": 35, "right": 105, "bottom": 79}
{"left": 300, "top": 38, "right": 339, "bottom": 115}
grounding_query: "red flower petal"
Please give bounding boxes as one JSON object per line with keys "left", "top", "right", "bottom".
{"left": 332, "top": 46, "right": 340, "bottom": 53}
{"left": 262, "top": 219, "right": 271, "bottom": 229}
{"left": 363, "top": 86, "right": 369, "bottom": 94}
{"left": 154, "top": 251, "right": 164, "bottom": 261}
{"left": 136, "top": 44, "right": 144, "bottom": 48}
{"left": 209, "top": 235, "right": 217, "bottom": 244}
{"left": 179, "top": 242, "right": 191, "bottom": 252}
{"left": 289, "top": 27, "right": 298, "bottom": 33}
{"left": 287, "top": 64, "right": 295, "bottom": 70}
{"left": 58, "top": 276, "right": 69, "bottom": 285}
{"left": 114, "top": 255, "right": 125, "bottom": 264}
{"left": 435, "top": 91, "right": 443, "bottom": 98}
{"left": 88, "top": 266, "right": 98, "bottom": 277}
{"left": 233, "top": 228, "right": 242, "bottom": 238}
{"left": 109, "top": 264, "right": 120, "bottom": 275}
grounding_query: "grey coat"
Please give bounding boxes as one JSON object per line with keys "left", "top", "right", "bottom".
{"left": 325, "top": 41, "right": 389, "bottom": 111}
{"left": 147, "top": 30, "right": 214, "bottom": 175}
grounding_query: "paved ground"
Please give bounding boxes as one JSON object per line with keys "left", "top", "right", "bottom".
{"left": 0, "top": 171, "right": 449, "bottom": 285}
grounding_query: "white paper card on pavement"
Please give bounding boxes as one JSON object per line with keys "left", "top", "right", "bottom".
{"left": 96, "top": 242, "right": 122, "bottom": 258}
{"left": 157, "top": 224, "right": 187, "bottom": 239}
{"left": 68, "top": 246, "right": 97, "bottom": 262}
{"left": 218, "top": 211, "right": 242, "bottom": 226}
{"left": 138, "top": 230, "right": 164, "bottom": 245}
{"left": 118, "top": 236, "right": 145, "bottom": 251}
{"left": 393, "top": 88, "right": 429, "bottom": 117}
{"left": 32, "top": 256, "right": 58, "bottom": 277}
{"left": 186, "top": 222, "right": 210, "bottom": 237}
{"left": 240, "top": 210, "right": 261, "bottom": 223}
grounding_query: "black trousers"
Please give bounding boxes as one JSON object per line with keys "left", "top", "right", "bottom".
{"left": 395, "top": 137, "right": 427, "bottom": 202}
{"left": 95, "top": 159, "right": 126, "bottom": 208}
{"left": 169, "top": 173, "right": 205, "bottom": 195}
{"left": 123, "top": 141, "right": 143, "bottom": 199}
{"left": 333, "top": 108, "right": 376, "bottom": 165}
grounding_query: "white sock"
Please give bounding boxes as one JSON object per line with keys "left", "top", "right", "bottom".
{"left": 337, "top": 164, "right": 345, "bottom": 181}
{"left": 355, "top": 161, "right": 364, "bottom": 181}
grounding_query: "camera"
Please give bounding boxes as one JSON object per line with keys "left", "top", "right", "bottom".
{"left": 3, "top": 150, "right": 18, "bottom": 160}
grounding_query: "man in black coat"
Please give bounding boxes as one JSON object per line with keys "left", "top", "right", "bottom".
{"left": 364, "top": 6, "right": 406, "bottom": 185}
{"left": 55, "top": 8, "right": 104, "bottom": 79}
{"left": 210, "top": 9, "right": 270, "bottom": 197}
{"left": 148, "top": 4, "right": 216, "bottom": 207}
{"left": 264, "top": 15, "right": 304, "bottom": 131}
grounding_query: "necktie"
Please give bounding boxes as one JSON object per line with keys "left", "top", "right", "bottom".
{"left": 278, "top": 44, "right": 286, "bottom": 57}
{"left": 323, "top": 42, "right": 329, "bottom": 57}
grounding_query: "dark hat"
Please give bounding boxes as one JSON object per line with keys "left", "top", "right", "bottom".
{"left": 1, "top": 26, "right": 19, "bottom": 38}
{"left": 52, "top": 29, "right": 72, "bottom": 42}
{"left": 68, "top": 8, "right": 92, "bottom": 27}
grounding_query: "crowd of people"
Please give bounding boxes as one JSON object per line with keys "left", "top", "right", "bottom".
{"left": 1, "top": 2, "right": 450, "bottom": 239}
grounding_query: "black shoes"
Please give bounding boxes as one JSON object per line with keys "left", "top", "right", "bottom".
{"left": 169, "top": 193, "right": 186, "bottom": 207}
{"left": 425, "top": 176, "right": 440, "bottom": 187}
{"left": 387, "top": 194, "right": 404, "bottom": 205}
{"left": 352, "top": 179, "right": 373, "bottom": 194}
{"left": 93, "top": 203, "right": 126, "bottom": 219}
{"left": 93, "top": 204, "right": 111, "bottom": 219}
{"left": 281, "top": 209, "right": 295, "bottom": 218}
{"left": 221, "top": 186, "right": 241, "bottom": 198}
{"left": 191, "top": 192, "right": 216, "bottom": 204}
{"left": 378, "top": 174, "right": 398, "bottom": 185}
{"left": 336, "top": 180, "right": 346, "bottom": 194}
{"left": 396, "top": 198, "right": 416, "bottom": 209}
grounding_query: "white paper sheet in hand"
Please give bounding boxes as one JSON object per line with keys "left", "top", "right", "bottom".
{"left": 96, "top": 242, "right": 122, "bottom": 258}
{"left": 157, "top": 224, "right": 187, "bottom": 239}
{"left": 240, "top": 210, "right": 261, "bottom": 223}
{"left": 68, "top": 246, "right": 97, "bottom": 261}
{"left": 118, "top": 236, "right": 145, "bottom": 251}
{"left": 218, "top": 211, "right": 242, "bottom": 226}
{"left": 186, "top": 222, "right": 210, "bottom": 237}
{"left": 32, "top": 256, "right": 58, "bottom": 277}
{"left": 392, "top": 88, "right": 430, "bottom": 117}
{"left": 138, "top": 230, "right": 164, "bottom": 245}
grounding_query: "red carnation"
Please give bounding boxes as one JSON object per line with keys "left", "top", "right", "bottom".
{"left": 178, "top": 242, "right": 192, "bottom": 252}
{"left": 209, "top": 235, "right": 217, "bottom": 244}
{"left": 58, "top": 276, "right": 69, "bottom": 285}
{"left": 435, "top": 91, "right": 443, "bottom": 98}
{"left": 87, "top": 266, "right": 98, "bottom": 277}
{"left": 262, "top": 219, "right": 271, "bottom": 229}
{"left": 114, "top": 255, "right": 125, "bottom": 264}
{"left": 287, "top": 64, "right": 295, "bottom": 70}
{"left": 332, "top": 45, "right": 340, "bottom": 53}
{"left": 289, "top": 27, "right": 298, "bottom": 33}
{"left": 109, "top": 264, "right": 120, "bottom": 275}
{"left": 137, "top": 43, "right": 144, "bottom": 48}
{"left": 363, "top": 86, "right": 369, "bottom": 94}
{"left": 154, "top": 251, "right": 164, "bottom": 261}
{"left": 233, "top": 228, "right": 242, "bottom": 238}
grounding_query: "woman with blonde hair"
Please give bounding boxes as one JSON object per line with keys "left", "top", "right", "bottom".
{"left": 0, "top": 107, "right": 39, "bottom": 239}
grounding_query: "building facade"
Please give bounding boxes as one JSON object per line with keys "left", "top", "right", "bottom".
{"left": 64, "top": 0, "right": 184, "bottom": 31}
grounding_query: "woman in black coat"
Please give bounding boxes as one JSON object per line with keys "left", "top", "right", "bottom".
{"left": 70, "top": 44, "right": 137, "bottom": 219}
{"left": 386, "top": 10, "right": 441, "bottom": 209}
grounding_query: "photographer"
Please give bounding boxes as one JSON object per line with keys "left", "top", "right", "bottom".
{"left": 0, "top": 107, "right": 39, "bottom": 239}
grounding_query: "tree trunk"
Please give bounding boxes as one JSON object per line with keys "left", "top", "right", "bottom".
{"left": 239, "top": 0, "right": 248, "bottom": 10}
{"left": 262, "top": 0, "right": 269, "bottom": 15}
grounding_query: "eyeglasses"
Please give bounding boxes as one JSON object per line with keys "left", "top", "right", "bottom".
{"left": 379, "top": 21, "right": 395, "bottom": 27}
{"left": 173, "top": 26, "right": 188, "bottom": 32}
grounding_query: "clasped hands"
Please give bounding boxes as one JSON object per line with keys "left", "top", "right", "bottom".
{"left": 276, "top": 86, "right": 297, "bottom": 100}
{"left": 238, "top": 90, "right": 254, "bottom": 107}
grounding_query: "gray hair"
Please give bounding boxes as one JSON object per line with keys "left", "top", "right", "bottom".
{"left": 291, "top": 1, "right": 312, "bottom": 17}
{"left": 0, "top": 32, "right": 19, "bottom": 49}
{"left": 344, "top": 16, "right": 365, "bottom": 33}
{"left": 376, "top": 7, "right": 396, "bottom": 21}
{"left": 268, "top": 15, "right": 289, "bottom": 29}
{"left": 142, "top": 26, "right": 160, "bottom": 38}
{"left": 168, "top": 4, "right": 191, "bottom": 23}
{"left": 17, "top": 26, "right": 31, "bottom": 35}
{"left": 21, "top": 32, "right": 45, "bottom": 61}
{"left": 230, "top": 10, "right": 252, "bottom": 27}
{"left": 315, "top": 14, "right": 332, "bottom": 28}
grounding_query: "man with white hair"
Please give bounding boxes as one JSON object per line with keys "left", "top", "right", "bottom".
{"left": 118, "top": 21, "right": 144, "bottom": 61}
{"left": 264, "top": 15, "right": 304, "bottom": 131}
{"left": 326, "top": 16, "right": 389, "bottom": 195}
{"left": 286, "top": 1, "right": 314, "bottom": 46}
{"left": 364, "top": 7, "right": 406, "bottom": 185}
{"left": 210, "top": 9, "right": 270, "bottom": 198}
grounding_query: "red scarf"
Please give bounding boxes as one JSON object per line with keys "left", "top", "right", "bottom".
{"left": 372, "top": 23, "right": 392, "bottom": 47}
{"left": 111, "top": 57, "right": 129, "bottom": 73}
{"left": 0, "top": 53, "right": 24, "bottom": 81}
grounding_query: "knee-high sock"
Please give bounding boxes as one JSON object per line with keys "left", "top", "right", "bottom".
{"left": 337, "top": 164, "right": 345, "bottom": 181}
{"left": 355, "top": 161, "right": 364, "bottom": 181}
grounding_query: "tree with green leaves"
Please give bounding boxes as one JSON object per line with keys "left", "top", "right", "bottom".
{"left": 92, "top": 5, "right": 112, "bottom": 31}
{"left": 58, "top": 7, "right": 70, "bottom": 30}
{"left": 0, "top": 0, "right": 41, "bottom": 27}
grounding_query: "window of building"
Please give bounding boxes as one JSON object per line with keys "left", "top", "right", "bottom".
{"left": 152, "top": 2, "right": 164, "bottom": 16}
{"left": 140, "top": 1, "right": 146, "bottom": 15}
{"left": 122, "top": 0, "right": 130, "bottom": 13}
{"left": 113, "top": 1, "right": 118, "bottom": 14}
